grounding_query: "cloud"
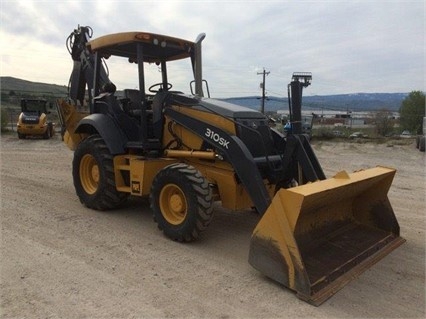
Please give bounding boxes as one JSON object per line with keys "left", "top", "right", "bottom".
{"left": 1, "top": 0, "right": 424, "bottom": 97}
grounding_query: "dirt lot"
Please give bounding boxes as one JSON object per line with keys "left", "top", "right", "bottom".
{"left": 1, "top": 133, "right": 425, "bottom": 319}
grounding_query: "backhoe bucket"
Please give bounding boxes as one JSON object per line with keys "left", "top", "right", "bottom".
{"left": 249, "top": 166, "right": 405, "bottom": 306}
{"left": 56, "top": 99, "right": 88, "bottom": 150}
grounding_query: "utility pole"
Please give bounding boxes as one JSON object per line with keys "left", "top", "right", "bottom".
{"left": 257, "top": 68, "right": 270, "bottom": 114}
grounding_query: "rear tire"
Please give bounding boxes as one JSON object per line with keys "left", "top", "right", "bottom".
{"left": 150, "top": 163, "right": 213, "bottom": 242}
{"left": 73, "top": 134, "right": 128, "bottom": 210}
{"left": 43, "top": 128, "right": 50, "bottom": 139}
{"left": 48, "top": 123, "right": 54, "bottom": 138}
{"left": 419, "top": 136, "right": 425, "bottom": 152}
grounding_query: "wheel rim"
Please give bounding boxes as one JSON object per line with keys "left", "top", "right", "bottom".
{"left": 80, "top": 154, "right": 99, "bottom": 195}
{"left": 159, "top": 184, "right": 187, "bottom": 225}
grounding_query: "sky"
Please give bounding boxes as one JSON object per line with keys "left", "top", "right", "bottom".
{"left": 1, "top": 0, "right": 425, "bottom": 98}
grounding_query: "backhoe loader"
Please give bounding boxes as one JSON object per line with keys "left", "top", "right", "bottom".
{"left": 57, "top": 25, "right": 405, "bottom": 305}
{"left": 17, "top": 98, "right": 54, "bottom": 139}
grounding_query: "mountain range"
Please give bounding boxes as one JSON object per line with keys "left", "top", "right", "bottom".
{"left": 223, "top": 93, "right": 408, "bottom": 113}
{"left": 1, "top": 76, "right": 408, "bottom": 112}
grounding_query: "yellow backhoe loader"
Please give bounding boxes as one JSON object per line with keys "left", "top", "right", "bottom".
{"left": 57, "top": 25, "right": 405, "bottom": 305}
{"left": 17, "top": 98, "right": 55, "bottom": 139}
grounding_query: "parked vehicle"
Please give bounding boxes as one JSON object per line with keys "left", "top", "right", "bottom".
{"left": 349, "top": 132, "right": 368, "bottom": 139}
{"left": 17, "top": 98, "right": 55, "bottom": 139}
{"left": 400, "top": 130, "right": 412, "bottom": 138}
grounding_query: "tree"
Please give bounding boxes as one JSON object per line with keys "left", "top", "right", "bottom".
{"left": 399, "top": 91, "right": 425, "bottom": 134}
{"left": 1, "top": 108, "right": 9, "bottom": 132}
{"left": 374, "top": 108, "right": 394, "bottom": 136}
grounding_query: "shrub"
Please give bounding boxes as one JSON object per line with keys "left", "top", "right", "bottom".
{"left": 313, "top": 127, "right": 335, "bottom": 140}
{"left": 1, "top": 108, "right": 9, "bottom": 132}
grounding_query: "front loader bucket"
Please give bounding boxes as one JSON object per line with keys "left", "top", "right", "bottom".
{"left": 249, "top": 166, "right": 405, "bottom": 306}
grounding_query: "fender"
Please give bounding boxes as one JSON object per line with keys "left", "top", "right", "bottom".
{"left": 75, "top": 113, "right": 128, "bottom": 155}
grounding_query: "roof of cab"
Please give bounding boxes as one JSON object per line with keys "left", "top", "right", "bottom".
{"left": 87, "top": 32, "right": 195, "bottom": 63}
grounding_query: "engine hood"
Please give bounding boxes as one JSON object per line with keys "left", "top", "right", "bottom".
{"left": 169, "top": 93, "right": 266, "bottom": 120}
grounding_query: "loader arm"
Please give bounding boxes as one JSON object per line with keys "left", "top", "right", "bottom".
{"left": 164, "top": 107, "right": 327, "bottom": 215}
{"left": 165, "top": 107, "right": 272, "bottom": 214}
{"left": 278, "top": 134, "right": 326, "bottom": 183}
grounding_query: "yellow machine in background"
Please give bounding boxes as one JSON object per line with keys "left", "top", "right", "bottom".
{"left": 57, "top": 26, "right": 405, "bottom": 305}
{"left": 17, "top": 98, "right": 55, "bottom": 139}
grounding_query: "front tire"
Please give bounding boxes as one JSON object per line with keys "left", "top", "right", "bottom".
{"left": 73, "top": 134, "right": 127, "bottom": 210}
{"left": 150, "top": 163, "right": 214, "bottom": 242}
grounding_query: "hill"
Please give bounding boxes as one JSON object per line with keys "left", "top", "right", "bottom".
{"left": 1, "top": 76, "right": 407, "bottom": 112}
{"left": 1, "top": 76, "right": 68, "bottom": 98}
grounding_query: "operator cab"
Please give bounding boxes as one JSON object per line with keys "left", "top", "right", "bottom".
{"left": 84, "top": 31, "right": 207, "bottom": 148}
{"left": 21, "top": 98, "right": 50, "bottom": 115}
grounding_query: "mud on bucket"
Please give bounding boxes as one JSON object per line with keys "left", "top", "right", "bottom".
{"left": 248, "top": 166, "right": 405, "bottom": 306}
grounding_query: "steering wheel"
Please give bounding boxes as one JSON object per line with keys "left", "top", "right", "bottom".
{"left": 148, "top": 82, "right": 173, "bottom": 93}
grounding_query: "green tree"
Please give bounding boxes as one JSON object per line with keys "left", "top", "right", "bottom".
{"left": 1, "top": 108, "right": 9, "bottom": 132}
{"left": 399, "top": 91, "right": 425, "bottom": 134}
{"left": 374, "top": 108, "right": 394, "bottom": 136}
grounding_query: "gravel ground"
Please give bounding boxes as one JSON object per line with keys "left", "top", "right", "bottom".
{"left": 1, "top": 133, "right": 425, "bottom": 319}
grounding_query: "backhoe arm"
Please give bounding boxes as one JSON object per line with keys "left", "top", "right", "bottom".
{"left": 67, "top": 26, "right": 111, "bottom": 109}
